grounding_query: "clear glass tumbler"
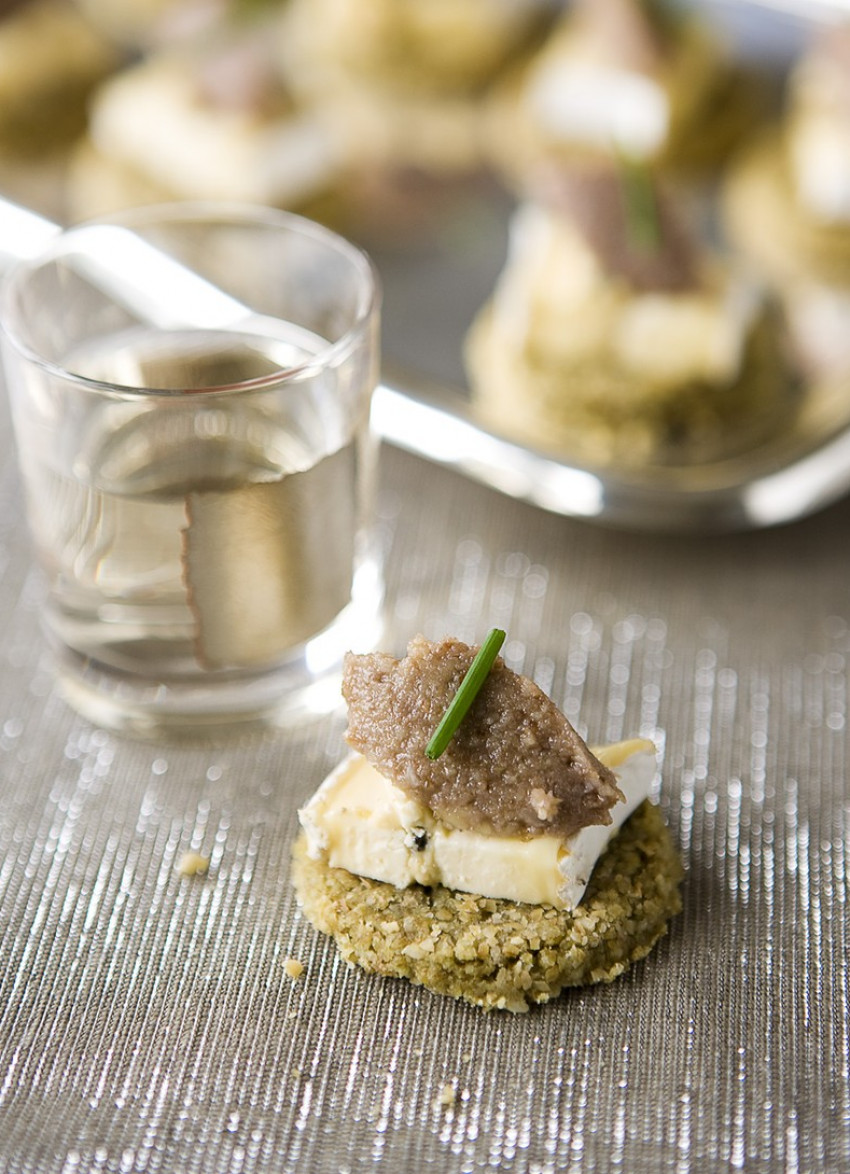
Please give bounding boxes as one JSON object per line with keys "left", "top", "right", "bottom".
{"left": 0, "top": 203, "right": 383, "bottom": 736}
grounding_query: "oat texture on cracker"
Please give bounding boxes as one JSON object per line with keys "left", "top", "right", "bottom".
{"left": 292, "top": 801, "right": 683, "bottom": 1012}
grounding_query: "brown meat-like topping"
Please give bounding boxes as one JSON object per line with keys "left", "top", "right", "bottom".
{"left": 533, "top": 162, "right": 700, "bottom": 294}
{"left": 571, "top": 0, "right": 676, "bottom": 74}
{"left": 343, "top": 636, "right": 624, "bottom": 839}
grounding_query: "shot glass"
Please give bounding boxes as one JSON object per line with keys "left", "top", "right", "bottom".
{"left": 0, "top": 203, "right": 383, "bottom": 736}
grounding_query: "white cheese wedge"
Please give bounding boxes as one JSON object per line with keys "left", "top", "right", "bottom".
{"left": 785, "top": 280, "right": 850, "bottom": 377}
{"left": 527, "top": 60, "right": 669, "bottom": 160}
{"left": 789, "top": 112, "right": 850, "bottom": 226}
{"left": 299, "top": 737, "right": 657, "bottom": 910}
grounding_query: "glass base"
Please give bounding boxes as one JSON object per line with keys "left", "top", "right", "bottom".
{"left": 51, "top": 575, "right": 384, "bottom": 741}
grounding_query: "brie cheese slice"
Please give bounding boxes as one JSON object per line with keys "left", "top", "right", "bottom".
{"left": 299, "top": 737, "right": 657, "bottom": 910}
{"left": 527, "top": 60, "right": 669, "bottom": 160}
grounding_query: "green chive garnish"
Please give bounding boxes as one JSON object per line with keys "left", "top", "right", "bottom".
{"left": 425, "top": 628, "right": 506, "bottom": 760}
{"left": 619, "top": 154, "right": 661, "bottom": 255}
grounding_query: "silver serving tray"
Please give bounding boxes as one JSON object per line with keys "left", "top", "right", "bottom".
{"left": 2, "top": 193, "right": 850, "bottom": 536}
{"left": 373, "top": 365, "right": 850, "bottom": 532}
{"left": 3, "top": 0, "right": 850, "bottom": 534}
{"left": 368, "top": 0, "right": 850, "bottom": 532}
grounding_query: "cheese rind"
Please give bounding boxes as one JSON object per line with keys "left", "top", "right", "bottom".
{"left": 298, "top": 738, "right": 656, "bottom": 909}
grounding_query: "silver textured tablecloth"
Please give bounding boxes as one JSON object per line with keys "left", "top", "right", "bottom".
{"left": 0, "top": 382, "right": 849, "bottom": 1170}
{"left": 1, "top": 6, "right": 848, "bottom": 1154}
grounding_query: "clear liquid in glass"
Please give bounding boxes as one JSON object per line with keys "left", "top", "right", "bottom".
{"left": 17, "top": 323, "right": 378, "bottom": 728}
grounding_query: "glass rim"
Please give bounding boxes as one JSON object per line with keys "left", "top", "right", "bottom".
{"left": 0, "top": 200, "right": 381, "bottom": 398}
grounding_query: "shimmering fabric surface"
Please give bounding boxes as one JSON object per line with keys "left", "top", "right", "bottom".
{"left": 1, "top": 397, "right": 849, "bottom": 1170}
{"left": 0, "top": 12, "right": 847, "bottom": 1151}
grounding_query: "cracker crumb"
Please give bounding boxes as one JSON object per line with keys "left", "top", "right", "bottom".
{"left": 177, "top": 852, "right": 209, "bottom": 877}
{"left": 284, "top": 957, "right": 304, "bottom": 981}
{"left": 434, "top": 1084, "right": 455, "bottom": 1111}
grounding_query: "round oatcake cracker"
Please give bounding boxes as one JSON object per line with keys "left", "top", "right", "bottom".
{"left": 292, "top": 801, "right": 682, "bottom": 1012}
